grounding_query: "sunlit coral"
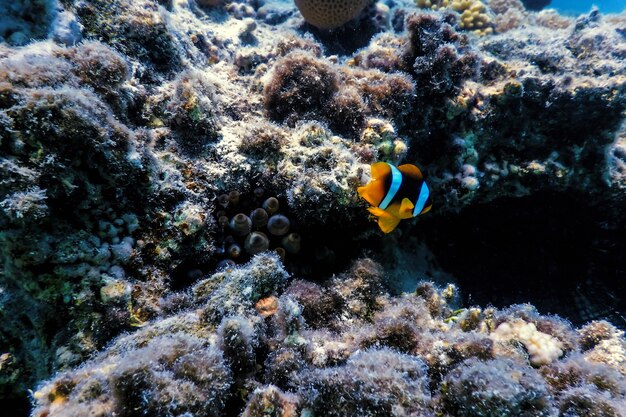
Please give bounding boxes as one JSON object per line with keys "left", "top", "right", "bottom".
{"left": 416, "top": 0, "right": 495, "bottom": 35}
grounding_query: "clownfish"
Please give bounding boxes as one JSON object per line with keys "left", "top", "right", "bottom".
{"left": 357, "top": 162, "right": 432, "bottom": 233}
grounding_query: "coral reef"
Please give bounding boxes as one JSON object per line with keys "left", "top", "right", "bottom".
{"left": 143, "top": 69, "right": 223, "bottom": 154}
{"left": 194, "top": 253, "right": 289, "bottom": 322}
{"left": 32, "top": 257, "right": 626, "bottom": 417}
{"left": 32, "top": 328, "right": 233, "bottom": 417}
{"left": 402, "top": 13, "right": 479, "bottom": 106}
{"left": 354, "top": 7, "right": 624, "bottom": 220}
{"left": 263, "top": 50, "right": 415, "bottom": 137}
{"left": 241, "top": 385, "right": 300, "bottom": 417}
{"left": 74, "top": 0, "right": 181, "bottom": 73}
{"left": 263, "top": 51, "right": 338, "bottom": 125}
{"left": 0, "top": 0, "right": 624, "bottom": 414}
{"left": 489, "top": 0, "right": 528, "bottom": 32}
{"left": 439, "top": 358, "right": 554, "bottom": 416}
{"left": 491, "top": 318, "right": 564, "bottom": 366}
{"left": 298, "top": 348, "right": 431, "bottom": 416}
{"left": 0, "top": 40, "right": 157, "bottom": 400}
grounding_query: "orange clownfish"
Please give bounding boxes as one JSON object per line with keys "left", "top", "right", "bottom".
{"left": 357, "top": 162, "right": 432, "bottom": 233}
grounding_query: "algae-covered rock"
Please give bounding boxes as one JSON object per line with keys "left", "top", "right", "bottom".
{"left": 32, "top": 257, "right": 626, "bottom": 416}
{"left": 438, "top": 358, "right": 555, "bottom": 416}
{"left": 0, "top": 0, "right": 625, "bottom": 414}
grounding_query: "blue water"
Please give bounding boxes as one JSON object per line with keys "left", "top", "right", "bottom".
{"left": 552, "top": 0, "right": 626, "bottom": 14}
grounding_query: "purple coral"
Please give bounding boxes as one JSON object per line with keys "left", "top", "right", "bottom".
{"left": 557, "top": 386, "right": 626, "bottom": 417}
{"left": 438, "top": 358, "right": 555, "bottom": 416}
{"left": 217, "top": 315, "right": 260, "bottom": 375}
{"left": 33, "top": 333, "right": 232, "bottom": 417}
{"left": 297, "top": 348, "right": 431, "bottom": 417}
{"left": 284, "top": 280, "right": 340, "bottom": 329}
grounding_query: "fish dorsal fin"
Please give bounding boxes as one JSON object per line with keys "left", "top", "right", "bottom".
{"left": 398, "top": 164, "right": 423, "bottom": 180}
{"left": 399, "top": 198, "right": 415, "bottom": 218}
{"left": 371, "top": 162, "right": 391, "bottom": 180}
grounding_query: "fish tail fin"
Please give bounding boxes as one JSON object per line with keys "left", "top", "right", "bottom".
{"left": 368, "top": 207, "right": 401, "bottom": 233}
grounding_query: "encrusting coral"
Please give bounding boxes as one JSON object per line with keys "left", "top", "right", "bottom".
{"left": 491, "top": 318, "right": 564, "bottom": 366}
{"left": 263, "top": 50, "right": 415, "bottom": 137}
{"left": 298, "top": 348, "right": 431, "bottom": 416}
{"left": 488, "top": 0, "right": 528, "bottom": 32}
{"left": 33, "top": 327, "right": 234, "bottom": 417}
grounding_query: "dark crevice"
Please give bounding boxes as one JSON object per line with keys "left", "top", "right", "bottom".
{"left": 419, "top": 191, "right": 626, "bottom": 327}
{"left": 0, "top": 398, "right": 30, "bottom": 417}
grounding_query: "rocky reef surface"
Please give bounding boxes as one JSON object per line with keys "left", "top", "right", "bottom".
{"left": 0, "top": 0, "right": 625, "bottom": 415}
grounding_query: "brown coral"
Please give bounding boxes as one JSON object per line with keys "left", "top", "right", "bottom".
{"left": 263, "top": 52, "right": 338, "bottom": 125}
{"left": 263, "top": 51, "right": 415, "bottom": 137}
{"left": 294, "top": 0, "right": 371, "bottom": 29}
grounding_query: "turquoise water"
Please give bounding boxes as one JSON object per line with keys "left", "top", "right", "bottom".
{"left": 552, "top": 0, "right": 626, "bottom": 14}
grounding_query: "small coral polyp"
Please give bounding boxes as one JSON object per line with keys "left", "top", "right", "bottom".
{"left": 213, "top": 189, "right": 300, "bottom": 268}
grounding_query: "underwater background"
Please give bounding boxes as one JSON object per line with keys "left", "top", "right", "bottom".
{"left": 1, "top": 0, "right": 626, "bottom": 416}
{"left": 553, "top": 0, "right": 625, "bottom": 14}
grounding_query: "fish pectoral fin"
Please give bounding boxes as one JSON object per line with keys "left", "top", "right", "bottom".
{"left": 399, "top": 198, "right": 415, "bottom": 218}
{"left": 378, "top": 212, "right": 401, "bottom": 234}
{"left": 367, "top": 207, "right": 401, "bottom": 233}
{"left": 367, "top": 206, "right": 387, "bottom": 217}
